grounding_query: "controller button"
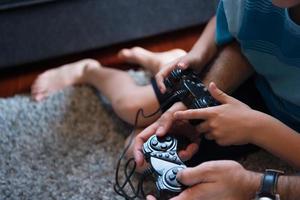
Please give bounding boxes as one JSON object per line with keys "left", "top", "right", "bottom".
{"left": 169, "top": 174, "right": 176, "bottom": 181}
{"left": 201, "top": 98, "right": 207, "bottom": 105}
{"left": 151, "top": 139, "right": 158, "bottom": 146}
{"left": 164, "top": 154, "right": 170, "bottom": 158}
{"left": 165, "top": 136, "right": 172, "bottom": 142}
{"left": 161, "top": 143, "right": 167, "bottom": 149}
{"left": 172, "top": 168, "right": 179, "bottom": 174}
{"left": 172, "top": 157, "right": 177, "bottom": 161}
{"left": 169, "top": 152, "right": 175, "bottom": 155}
{"left": 158, "top": 153, "right": 163, "bottom": 157}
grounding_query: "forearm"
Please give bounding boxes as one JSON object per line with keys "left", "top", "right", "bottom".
{"left": 278, "top": 175, "right": 300, "bottom": 200}
{"left": 252, "top": 112, "right": 300, "bottom": 169}
{"left": 201, "top": 41, "right": 254, "bottom": 93}
{"left": 188, "top": 16, "right": 218, "bottom": 69}
{"left": 246, "top": 171, "right": 300, "bottom": 200}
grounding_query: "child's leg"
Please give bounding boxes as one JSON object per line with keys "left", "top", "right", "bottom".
{"left": 118, "top": 47, "right": 186, "bottom": 74}
{"left": 31, "top": 47, "right": 186, "bottom": 126}
{"left": 83, "top": 64, "right": 162, "bottom": 126}
{"left": 31, "top": 59, "right": 160, "bottom": 126}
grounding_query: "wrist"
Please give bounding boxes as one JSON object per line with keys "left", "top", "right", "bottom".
{"left": 277, "top": 175, "right": 290, "bottom": 200}
{"left": 244, "top": 170, "right": 263, "bottom": 199}
{"left": 246, "top": 110, "right": 272, "bottom": 145}
{"left": 186, "top": 49, "right": 210, "bottom": 70}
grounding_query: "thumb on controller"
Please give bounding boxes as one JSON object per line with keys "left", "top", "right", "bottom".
{"left": 208, "top": 82, "right": 236, "bottom": 104}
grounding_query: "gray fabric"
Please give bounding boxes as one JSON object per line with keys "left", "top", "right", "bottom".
{"left": 0, "top": 87, "right": 131, "bottom": 200}
{"left": 0, "top": 71, "right": 297, "bottom": 199}
{"left": 0, "top": 0, "right": 217, "bottom": 69}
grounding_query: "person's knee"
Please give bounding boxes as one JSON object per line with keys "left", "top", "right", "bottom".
{"left": 112, "top": 95, "right": 145, "bottom": 125}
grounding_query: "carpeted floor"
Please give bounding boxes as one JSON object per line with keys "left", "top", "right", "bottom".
{"left": 0, "top": 71, "right": 296, "bottom": 200}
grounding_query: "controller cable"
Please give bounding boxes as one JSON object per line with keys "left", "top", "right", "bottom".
{"left": 114, "top": 90, "right": 188, "bottom": 199}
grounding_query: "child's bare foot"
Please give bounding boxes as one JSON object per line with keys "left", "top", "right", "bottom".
{"left": 31, "top": 59, "right": 100, "bottom": 101}
{"left": 118, "top": 47, "right": 186, "bottom": 74}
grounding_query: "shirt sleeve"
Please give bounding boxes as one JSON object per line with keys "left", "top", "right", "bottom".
{"left": 215, "top": 0, "right": 234, "bottom": 46}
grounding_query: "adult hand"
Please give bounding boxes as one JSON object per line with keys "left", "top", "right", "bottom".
{"left": 147, "top": 160, "right": 261, "bottom": 200}
{"left": 134, "top": 102, "right": 200, "bottom": 168}
{"left": 174, "top": 82, "right": 263, "bottom": 146}
{"left": 155, "top": 53, "right": 200, "bottom": 93}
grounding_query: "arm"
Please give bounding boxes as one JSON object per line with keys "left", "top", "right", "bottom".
{"left": 251, "top": 113, "right": 300, "bottom": 169}
{"left": 147, "top": 161, "right": 300, "bottom": 200}
{"left": 175, "top": 82, "right": 300, "bottom": 169}
{"left": 201, "top": 42, "right": 254, "bottom": 93}
{"left": 278, "top": 174, "right": 300, "bottom": 200}
{"left": 187, "top": 16, "right": 218, "bottom": 69}
{"left": 134, "top": 38, "right": 256, "bottom": 167}
{"left": 156, "top": 16, "right": 219, "bottom": 93}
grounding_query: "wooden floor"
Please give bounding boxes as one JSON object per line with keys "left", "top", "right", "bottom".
{"left": 0, "top": 25, "right": 204, "bottom": 97}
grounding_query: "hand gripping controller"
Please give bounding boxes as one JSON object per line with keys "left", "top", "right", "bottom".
{"left": 164, "top": 68, "right": 219, "bottom": 125}
{"left": 143, "top": 135, "right": 186, "bottom": 196}
{"left": 141, "top": 68, "right": 219, "bottom": 197}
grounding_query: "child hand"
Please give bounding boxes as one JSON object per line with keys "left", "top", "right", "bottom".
{"left": 174, "top": 82, "right": 262, "bottom": 146}
{"left": 155, "top": 54, "right": 200, "bottom": 93}
{"left": 133, "top": 102, "right": 200, "bottom": 167}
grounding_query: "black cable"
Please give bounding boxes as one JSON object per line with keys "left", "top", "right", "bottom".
{"left": 114, "top": 108, "right": 160, "bottom": 199}
{"left": 114, "top": 90, "right": 188, "bottom": 199}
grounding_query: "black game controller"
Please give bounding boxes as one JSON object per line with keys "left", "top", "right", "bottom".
{"left": 143, "top": 135, "right": 187, "bottom": 197}
{"left": 164, "top": 68, "right": 219, "bottom": 125}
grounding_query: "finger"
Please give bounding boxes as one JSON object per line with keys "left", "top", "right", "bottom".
{"left": 155, "top": 63, "right": 177, "bottom": 93}
{"left": 134, "top": 123, "right": 159, "bottom": 166}
{"left": 178, "top": 142, "right": 199, "bottom": 161}
{"left": 155, "top": 60, "right": 188, "bottom": 93}
{"left": 176, "top": 61, "right": 189, "bottom": 70}
{"left": 171, "top": 183, "right": 215, "bottom": 200}
{"left": 170, "top": 185, "right": 203, "bottom": 200}
{"left": 195, "top": 121, "right": 210, "bottom": 134}
{"left": 155, "top": 111, "right": 174, "bottom": 137}
{"left": 156, "top": 102, "right": 187, "bottom": 137}
{"left": 146, "top": 195, "right": 157, "bottom": 200}
{"left": 170, "top": 190, "right": 191, "bottom": 200}
{"left": 208, "top": 82, "right": 236, "bottom": 104}
{"left": 133, "top": 137, "right": 145, "bottom": 167}
{"left": 174, "top": 108, "right": 214, "bottom": 120}
{"left": 176, "top": 164, "right": 212, "bottom": 186}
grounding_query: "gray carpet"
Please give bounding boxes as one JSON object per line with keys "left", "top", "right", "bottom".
{"left": 0, "top": 71, "right": 296, "bottom": 200}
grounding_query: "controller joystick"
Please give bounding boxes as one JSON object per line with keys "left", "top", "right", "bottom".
{"left": 161, "top": 166, "right": 186, "bottom": 192}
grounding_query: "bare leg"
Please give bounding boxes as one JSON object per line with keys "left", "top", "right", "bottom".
{"left": 31, "top": 47, "right": 186, "bottom": 126}
{"left": 31, "top": 60, "right": 159, "bottom": 126}
{"left": 118, "top": 47, "right": 186, "bottom": 74}
{"left": 83, "top": 65, "right": 161, "bottom": 126}
{"left": 32, "top": 47, "right": 186, "bottom": 101}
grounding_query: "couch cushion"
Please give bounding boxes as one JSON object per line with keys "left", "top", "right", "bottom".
{"left": 0, "top": 0, "right": 217, "bottom": 69}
